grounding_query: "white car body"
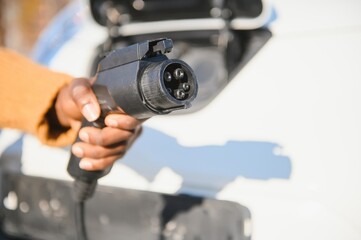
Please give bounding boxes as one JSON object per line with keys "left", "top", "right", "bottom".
{"left": 0, "top": 0, "right": 360, "bottom": 239}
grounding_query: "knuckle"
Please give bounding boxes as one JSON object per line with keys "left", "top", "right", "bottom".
{"left": 115, "top": 147, "right": 126, "bottom": 155}
{"left": 122, "top": 131, "right": 134, "bottom": 140}
{"left": 124, "top": 119, "right": 137, "bottom": 130}
{"left": 92, "top": 161, "right": 106, "bottom": 170}
{"left": 118, "top": 117, "right": 138, "bottom": 130}
{"left": 72, "top": 84, "right": 90, "bottom": 99}
{"left": 95, "top": 157, "right": 115, "bottom": 170}
{"left": 88, "top": 147, "right": 105, "bottom": 159}
{"left": 94, "top": 135, "right": 105, "bottom": 146}
{"left": 97, "top": 161, "right": 107, "bottom": 170}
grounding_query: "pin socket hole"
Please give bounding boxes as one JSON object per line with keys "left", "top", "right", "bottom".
{"left": 163, "top": 64, "right": 191, "bottom": 100}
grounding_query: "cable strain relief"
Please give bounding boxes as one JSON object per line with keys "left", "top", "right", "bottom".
{"left": 73, "top": 179, "right": 98, "bottom": 202}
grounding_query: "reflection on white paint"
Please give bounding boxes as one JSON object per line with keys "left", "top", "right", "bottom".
{"left": 150, "top": 167, "right": 183, "bottom": 194}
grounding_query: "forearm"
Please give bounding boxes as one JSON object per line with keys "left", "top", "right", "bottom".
{"left": 0, "top": 47, "right": 77, "bottom": 146}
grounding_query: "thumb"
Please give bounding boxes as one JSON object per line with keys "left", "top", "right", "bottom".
{"left": 70, "top": 78, "right": 100, "bottom": 122}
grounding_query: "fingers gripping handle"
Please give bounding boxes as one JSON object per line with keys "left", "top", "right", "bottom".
{"left": 67, "top": 85, "right": 117, "bottom": 201}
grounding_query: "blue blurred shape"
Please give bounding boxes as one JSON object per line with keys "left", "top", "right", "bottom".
{"left": 123, "top": 127, "right": 292, "bottom": 186}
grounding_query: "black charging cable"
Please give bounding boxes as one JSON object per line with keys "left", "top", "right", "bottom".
{"left": 75, "top": 200, "right": 88, "bottom": 240}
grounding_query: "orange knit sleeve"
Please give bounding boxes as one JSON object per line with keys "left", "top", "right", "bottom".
{"left": 0, "top": 47, "right": 77, "bottom": 146}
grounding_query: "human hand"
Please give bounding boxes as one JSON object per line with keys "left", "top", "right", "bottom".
{"left": 55, "top": 78, "right": 143, "bottom": 171}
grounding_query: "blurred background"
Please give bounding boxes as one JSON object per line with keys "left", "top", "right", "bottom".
{"left": 0, "top": 0, "right": 361, "bottom": 240}
{"left": 0, "top": 0, "right": 70, "bottom": 54}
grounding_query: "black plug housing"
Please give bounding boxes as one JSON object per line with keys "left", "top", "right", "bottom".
{"left": 67, "top": 38, "right": 198, "bottom": 201}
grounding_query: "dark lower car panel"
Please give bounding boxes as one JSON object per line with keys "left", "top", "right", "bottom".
{"left": 0, "top": 171, "right": 251, "bottom": 240}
